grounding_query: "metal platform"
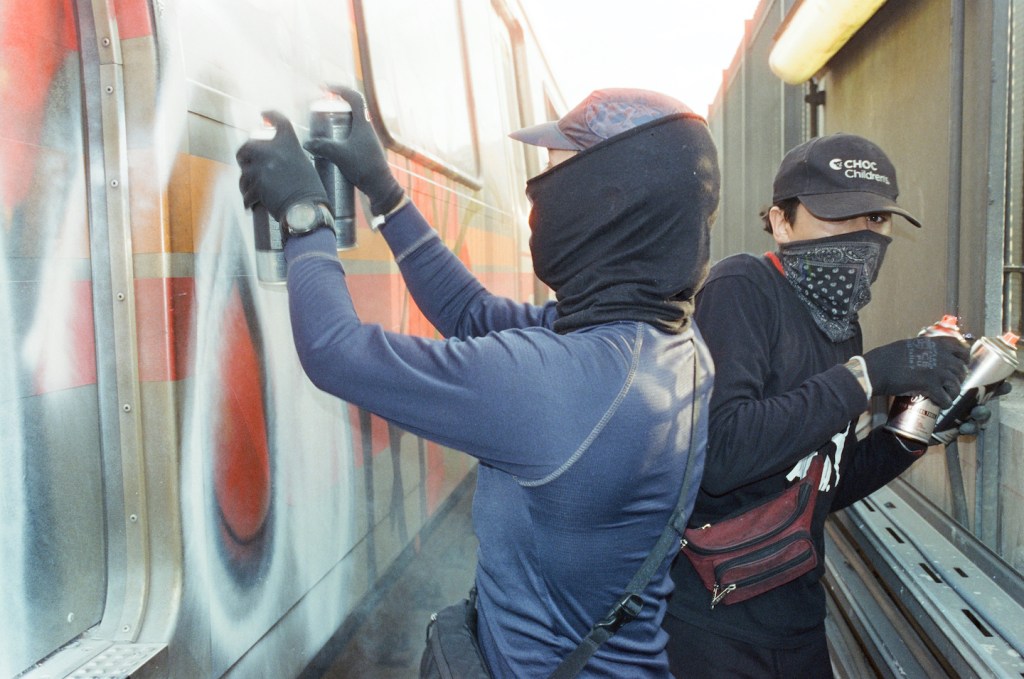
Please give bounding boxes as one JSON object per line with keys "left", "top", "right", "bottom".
{"left": 825, "top": 479, "right": 1024, "bottom": 678}
{"left": 20, "top": 641, "right": 166, "bottom": 679}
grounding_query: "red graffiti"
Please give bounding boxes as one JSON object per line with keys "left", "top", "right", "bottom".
{"left": 214, "top": 286, "right": 271, "bottom": 554}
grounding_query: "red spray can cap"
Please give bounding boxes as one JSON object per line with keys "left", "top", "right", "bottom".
{"left": 919, "top": 315, "right": 965, "bottom": 342}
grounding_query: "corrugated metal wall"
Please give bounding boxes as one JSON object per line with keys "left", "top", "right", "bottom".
{"left": 707, "top": 0, "right": 803, "bottom": 263}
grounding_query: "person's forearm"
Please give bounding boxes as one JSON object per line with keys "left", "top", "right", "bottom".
{"left": 380, "top": 203, "right": 553, "bottom": 336}
{"left": 701, "top": 364, "right": 867, "bottom": 496}
{"left": 378, "top": 202, "right": 490, "bottom": 338}
{"left": 830, "top": 427, "right": 924, "bottom": 511}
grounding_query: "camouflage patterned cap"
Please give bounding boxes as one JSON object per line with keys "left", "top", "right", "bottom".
{"left": 509, "top": 88, "right": 696, "bottom": 151}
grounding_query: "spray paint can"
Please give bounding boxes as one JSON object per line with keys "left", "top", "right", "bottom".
{"left": 249, "top": 122, "right": 288, "bottom": 285}
{"left": 884, "top": 315, "right": 967, "bottom": 443}
{"left": 309, "top": 95, "right": 356, "bottom": 250}
{"left": 928, "top": 332, "right": 1020, "bottom": 444}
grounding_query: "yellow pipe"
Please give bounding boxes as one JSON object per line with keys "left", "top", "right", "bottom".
{"left": 769, "top": 0, "right": 889, "bottom": 84}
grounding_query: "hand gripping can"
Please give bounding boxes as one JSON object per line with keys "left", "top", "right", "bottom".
{"left": 309, "top": 95, "right": 356, "bottom": 250}
{"left": 929, "top": 331, "right": 1020, "bottom": 445}
{"left": 249, "top": 122, "right": 288, "bottom": 285}
{"left": 884, "top": 315, "right": 967, "bottom": 444}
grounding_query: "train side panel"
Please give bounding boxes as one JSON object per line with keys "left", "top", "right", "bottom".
{"left": 4, "top": 1, "right": 560, "bottom": 677}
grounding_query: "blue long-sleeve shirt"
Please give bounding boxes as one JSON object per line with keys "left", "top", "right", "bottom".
{"left": 284, "top": 203, "right": 712, "bottom": 678}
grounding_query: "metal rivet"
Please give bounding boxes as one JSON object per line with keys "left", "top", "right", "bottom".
{"left": 129, "top": 514, "right": 138, "bottom": 522}
{"left": 122, "top": 403, "right": 132, "bottom": 413}
{"left": 122, "top": 625, "right": 131, "bottom": 633}
{"left": 67, "top": 612, "right": 75, "bottom": 623}
{"left": 101, "top": 37, "right": 111, "bottom": 47}
{"left": 110, "top": 179, "right": 119, "bottom": 187}
{"left": 116, "top": 292, "right": 125, "bottom": 301}
{"left": 105, "top": 85, "right": 114, "bottom": 94}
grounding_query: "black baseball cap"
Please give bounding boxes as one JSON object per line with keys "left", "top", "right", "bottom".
{"left": 773, "top": 133, "right": 921, "bottom": 227}
{"left": 509, "top": 88, "right": 697, "bottom": 151}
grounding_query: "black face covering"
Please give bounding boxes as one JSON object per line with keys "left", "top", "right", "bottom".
{"left": 777, "top": 230, "right": 892, "bottom": 342}
{"left": 526, "top": 114, "right": 720, "bottom": 334}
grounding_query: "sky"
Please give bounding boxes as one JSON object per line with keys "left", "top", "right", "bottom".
{"left": 517, "top": 0, "right": 762, "bottom": 117}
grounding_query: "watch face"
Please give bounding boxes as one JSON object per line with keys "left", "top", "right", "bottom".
{"left": 285, "top": 202, "right": 319, "bottom": 234}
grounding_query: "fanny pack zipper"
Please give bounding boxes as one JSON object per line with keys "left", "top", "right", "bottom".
{"left": 686, "top": 482, "right": 811, "bottom": 555}
{"left": 709, "top": 534, "right": 814, "bottom": 608}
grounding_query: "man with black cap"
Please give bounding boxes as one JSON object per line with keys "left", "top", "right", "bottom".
{"left": 663, "top": 133, "right": 973, "bottom": 677}
{"left": 236, "top": 86, "right": 719, "bottom": 677}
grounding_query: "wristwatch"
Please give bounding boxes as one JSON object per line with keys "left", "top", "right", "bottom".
{"left": 284, "top": 201, "right": 333, "bottom": 236}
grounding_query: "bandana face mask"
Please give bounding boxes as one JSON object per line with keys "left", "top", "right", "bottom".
{"left": 778, "top": 230, "right": 892, "bottom": 342}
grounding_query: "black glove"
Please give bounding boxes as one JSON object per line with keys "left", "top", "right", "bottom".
{"left": 937, "top": 381, "right": 1013, "bottom": 439}
{"left": 236, "top": 111, "right": 328, "bottom": 223}
{"left": 862, "top": 336, "right": 969, "bottom": 408}
{"left": 956, "top": 405, "right": 993, "bottom": 437}
{"left": 302, "top": 85, "right": 405, "bottom": 216}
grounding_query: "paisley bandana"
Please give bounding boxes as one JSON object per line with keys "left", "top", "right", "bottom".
{"left": 777, "top": 230, "right": 892, "bottom": 342}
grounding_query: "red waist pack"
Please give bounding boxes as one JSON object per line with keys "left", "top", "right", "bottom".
{"left": 681, "top": 455, "right": 824, "bottom": 608}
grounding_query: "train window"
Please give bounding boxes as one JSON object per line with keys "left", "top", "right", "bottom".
{"left": 356, "top": 0, "right": 480, "bottom": 184}
{"left": 0, "top": 3, "right": 107, "bottom": 677}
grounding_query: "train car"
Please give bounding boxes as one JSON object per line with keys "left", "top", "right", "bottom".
{"left": 1, "top": 1, "right": 564, "bottom": 677}
{"left": 708, "top": 0, "right": 1024, "bottom": 675}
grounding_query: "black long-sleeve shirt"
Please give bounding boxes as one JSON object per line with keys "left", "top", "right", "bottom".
{"left": 666, "top": 252, "right": 921, "bottom": 649}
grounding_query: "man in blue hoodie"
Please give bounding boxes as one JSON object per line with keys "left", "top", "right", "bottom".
{"left": 237, "top": 87, "right": 718, "bottom": 677}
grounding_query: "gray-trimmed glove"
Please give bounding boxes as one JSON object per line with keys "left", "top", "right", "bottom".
{"left": 862, "top": 336, "right": 969, "bottom": 409}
